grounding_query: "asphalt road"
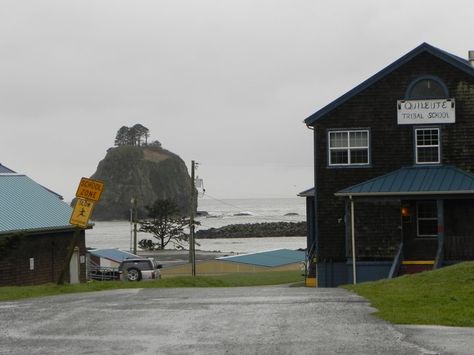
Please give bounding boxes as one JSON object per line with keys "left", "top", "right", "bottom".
{"left": 0, "top": 286, "right": 471, "bottom": 354}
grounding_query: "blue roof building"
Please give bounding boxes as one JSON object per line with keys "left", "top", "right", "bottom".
{"left": 218, "top": 249, "right": 305, "bottom": 268}
{"left": 0, "top": 174, "right": 74, "bottom": 235}
{"left": 0, "top": 165, "right": 87, "bottom": 286}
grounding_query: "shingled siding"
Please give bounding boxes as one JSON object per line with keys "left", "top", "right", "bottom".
{"left": 351, "top": 200, "right": 401, "bottom": 259}
{"left": 444, "top": 199, "right": 474, "bottom": 260}
{"left": 0, "top": 230, "right": 86, "bottom": 286}
{"left": 313, "top": 52, "right": 474, "bottom": 261}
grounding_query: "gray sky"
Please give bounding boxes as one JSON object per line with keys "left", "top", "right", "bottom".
{"left": 1, "top": 0, "right": 474, "bottom": 201}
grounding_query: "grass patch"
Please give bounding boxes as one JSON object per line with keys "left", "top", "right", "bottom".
{"left": 343, "top": 261, "right": 474, "bottom": 327}
{"left": 0, "top": 271, "right": 303, "bottom": 302}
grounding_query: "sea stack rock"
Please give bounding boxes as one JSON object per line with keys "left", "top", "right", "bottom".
{"left": 90, "top": 145, "right": 196, "bottom": 220}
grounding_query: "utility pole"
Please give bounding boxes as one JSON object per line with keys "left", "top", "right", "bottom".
{"left": 189, "top": 160, "right": 196, "bottom": 276}
{"left": 132, "top": 197, "right": 138, "bottom": 255}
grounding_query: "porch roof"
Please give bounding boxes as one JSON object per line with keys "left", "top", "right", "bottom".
{"left": 335, "top": 166, "right": 474, "bottom": 197}
{"left": 298, "top": 187, "right": 315, "bottom": 197}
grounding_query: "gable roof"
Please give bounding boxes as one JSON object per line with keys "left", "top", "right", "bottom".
{"left": 335, "top": 165, "right": 474, "bottom": 197}
{"left": 0, "top": 164, "right": 16, "bottom": 173}
{"left": 217, "top": 248, "right": 305, "bottom": 267}
{"left": 0, "top": 174, "right": 74, "bottom": 235}
{"left": 305, "top": 43, "right": 474, "bottom": 126}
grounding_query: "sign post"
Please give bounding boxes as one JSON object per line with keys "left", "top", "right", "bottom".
{"left": 57, "top": 177, "right": 104, "bottom": 285}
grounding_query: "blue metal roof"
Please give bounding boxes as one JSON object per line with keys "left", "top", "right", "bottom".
{"left": 0, "top": 164, "right": 16, "bottom": 173}
{"left": 218, "top": 249, "right": 305, "bottom": 268}
{"left": 305, "top": 43, "right": 474, "bottom": 126}
{"left": 335, "top": 166, "right": 474, "bottom": 197}
{"left": 88, "top": 249, "right": 139, "bottom": 263}
{"left": 0, "top": 174, "right": 74, "bottom": 234}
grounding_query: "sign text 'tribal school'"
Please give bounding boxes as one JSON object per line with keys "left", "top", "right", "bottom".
{"left": 397, "top": 98, "right": 455, "bottom": 125}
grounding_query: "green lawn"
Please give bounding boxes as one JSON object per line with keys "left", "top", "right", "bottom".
{"left": 343, "top": 261, "right": 474, "bottom": 327}
{"left": 0, "top": 270, "right": 303, "bottom": 302}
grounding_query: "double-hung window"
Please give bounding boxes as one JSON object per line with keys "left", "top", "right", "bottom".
{"left": 417, "top": 201, "right": 438, "bottom": 237}
{"left": 328, "top": 130, "right": 369, "bottom": 166}
{"left": 415, "top": 128, "right": 440, "bottom": 164}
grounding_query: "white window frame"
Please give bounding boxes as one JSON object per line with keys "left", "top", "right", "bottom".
{"left": 415, "top": 128, "right": 440, "bottom": 164}
{"left": 416, "top": 201, "right": 438, "bottom": 237}
{"left": 328, "top": 130, "right": 370, "bottom": 166}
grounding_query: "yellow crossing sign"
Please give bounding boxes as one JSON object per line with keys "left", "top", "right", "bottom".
{"left": 70, "top": 198, "right": 95, "bottom": 228}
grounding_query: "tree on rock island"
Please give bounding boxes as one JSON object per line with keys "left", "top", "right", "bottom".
{"left": 114, "top": 124, "right": 150, "bottom": 147}
{"left": 138, "top": 199, "right": 192, "bottom": 250}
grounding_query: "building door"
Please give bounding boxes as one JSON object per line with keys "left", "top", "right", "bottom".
{"left": 69, "top": 248, "right": 80, "bottom": 284}
{"left": 402, "top": 200, "right": 438, "bottom": 259}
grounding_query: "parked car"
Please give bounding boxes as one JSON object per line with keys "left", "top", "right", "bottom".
{"left": 118, "top": 258, "right": 162, "bottom": 281}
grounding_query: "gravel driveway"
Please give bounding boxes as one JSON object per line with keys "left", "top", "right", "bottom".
{"left": 0, "top": 286, "right": 467, "bottom": 354}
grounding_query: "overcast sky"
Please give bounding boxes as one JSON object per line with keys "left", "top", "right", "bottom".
{"left": 1, "top": 0, "right": 474, "bottom": 201}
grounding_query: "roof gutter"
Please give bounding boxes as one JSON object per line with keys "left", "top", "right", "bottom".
{"left": 0, "top": 224, "right": 92, "bottom": 237}
{"left": 335, "top": 190, "right": 474, "bottom": 197}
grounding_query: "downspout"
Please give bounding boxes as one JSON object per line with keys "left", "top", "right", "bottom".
{"left": 350, "top": 195, "right": 357, "bottom": 284}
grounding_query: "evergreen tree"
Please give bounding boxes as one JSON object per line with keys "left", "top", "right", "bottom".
{"left": 114, "top": 124, "right": 151, "bottom": 147}
{"left": 114, "top": 126, "right": 130, "bottom": 146}
{"left": 138, "top": 199, "right": 192, "bottom": 250}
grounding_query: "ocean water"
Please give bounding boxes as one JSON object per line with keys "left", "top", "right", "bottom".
{"left": 86, "top": 197, "right": 307, "bottom": 253}
{"left": 196, "top": 197, "right": 306, "bottom": 229}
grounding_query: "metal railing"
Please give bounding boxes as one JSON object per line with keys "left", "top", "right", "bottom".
{"left": 305, "top": 242, "right": 317, "bottom": 279}
{"left": 388, "top": 242, "right": 403, "bottom": 279}
{"left": 87, "top": 260, "right": 119, "bottom": 281}
{"left": 434, "top": 237, "right": 444, "bottom": 269}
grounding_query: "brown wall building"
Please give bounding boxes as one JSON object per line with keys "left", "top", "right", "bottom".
{"left": 0, "top": 164, "right": 87, "bottom": 286}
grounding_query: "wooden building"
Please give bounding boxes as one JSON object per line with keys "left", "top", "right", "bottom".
{"left": 0, "top": 164, "right": 87, "bottom": 286}
{"left": 303, "top": 43, "right": 474, "bottom": 287}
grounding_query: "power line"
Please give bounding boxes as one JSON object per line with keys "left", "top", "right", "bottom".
{"left": 199, "top": 192, "right": 246, "bottom": 210}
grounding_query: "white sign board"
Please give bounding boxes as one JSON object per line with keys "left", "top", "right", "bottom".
{"left": 397, "top": 99, "right": 455, "bottom": 125}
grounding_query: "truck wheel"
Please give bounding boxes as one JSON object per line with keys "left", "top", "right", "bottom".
{"left": 127, "top": 268, "right": 142, "bottom": 281}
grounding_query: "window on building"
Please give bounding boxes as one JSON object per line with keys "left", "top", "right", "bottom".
{"left": 415, "top": 128, "right": 440, "bottom": 164}
{"left": 417, "top": 201, "right": 438, "bottom": 237}
{"left": 406, "top": 77, "right": 448, "bottom": 99}
{"left": 328, "top": 130, "right": 369, "bottom": 166}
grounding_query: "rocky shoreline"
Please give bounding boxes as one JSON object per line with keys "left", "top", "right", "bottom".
{"left": 195, "top": 221, "right": 306, "bottom": 239}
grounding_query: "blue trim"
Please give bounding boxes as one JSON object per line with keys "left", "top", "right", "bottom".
{"left": 346, "top": 261, "right": 392, "bottom": 284}
{"left": 305, "top": 43, "right": 474, "bottom": 126}
{"left": 317, "top": 261, "right": 393, "bottom": 287}
{"left": 405, "top": 75, "right": 449, "bottom": 99}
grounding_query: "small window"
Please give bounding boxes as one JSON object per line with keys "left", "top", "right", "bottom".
{"left": 406, "top": 77, "right": 448, "bottom": 99}
{"left": 328, "top": 130, "right": 369, "bottom": 166}
{"left": 415, "top": 128, "right": 440, "bottom": 164}
{"left": 417, "top": 201, "right": 438, "bottom": 237}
